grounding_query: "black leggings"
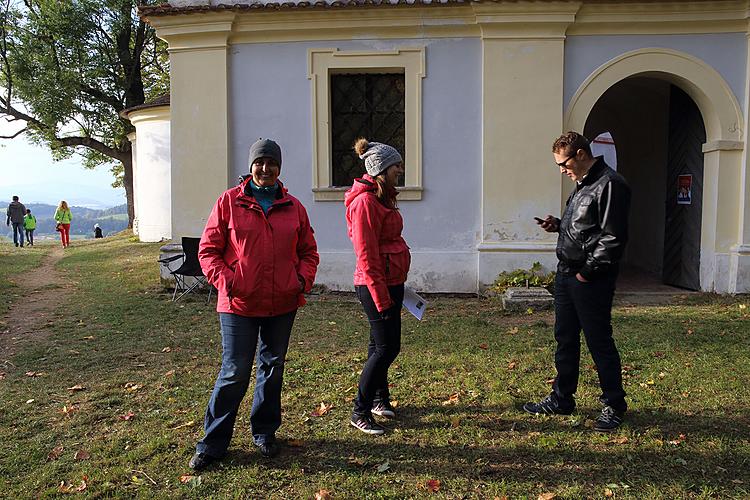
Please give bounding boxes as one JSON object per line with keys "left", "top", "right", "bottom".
{"left": 353, "top": 284, "right": 404, "bottom": 415}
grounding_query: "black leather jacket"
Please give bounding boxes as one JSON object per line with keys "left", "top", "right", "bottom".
{"left": 555, "top": 157, "right": 631, "bottom": 280}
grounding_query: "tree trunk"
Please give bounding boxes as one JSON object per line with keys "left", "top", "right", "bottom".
{"left": 122, "top": 150, "right": 135, "bottom": 229}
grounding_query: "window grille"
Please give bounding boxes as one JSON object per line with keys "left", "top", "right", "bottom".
{"left": 330, "top": 73, "right": 405, "bottom": 187}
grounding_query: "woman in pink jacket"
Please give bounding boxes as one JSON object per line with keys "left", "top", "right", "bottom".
{"left": 190, "top": 139, "right": 319, "bottom": 470}
{"left": 345, "top": 138, "right": 410, "bottom": 435}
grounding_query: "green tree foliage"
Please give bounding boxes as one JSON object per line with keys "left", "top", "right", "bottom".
{"left": 0, "top": 0, "right": 168, "bottom": 226}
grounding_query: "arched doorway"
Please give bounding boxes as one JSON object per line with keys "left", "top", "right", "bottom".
{"left": 565, "top": 48, "right": 744, "bottom": 292}
{"left": 585, "top": 78, "right": 706, "bottom": 289}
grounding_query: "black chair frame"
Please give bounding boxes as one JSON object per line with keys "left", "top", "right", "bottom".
{"left": 158, "top": 237, "right": 213, "bottom": 302}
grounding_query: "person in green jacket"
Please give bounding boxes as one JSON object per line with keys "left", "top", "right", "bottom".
{"left": 54, "top": 200, "right": 73, "bottom": 248}
{"left": 23, "top": 209, "right": 36, "bottom": 246}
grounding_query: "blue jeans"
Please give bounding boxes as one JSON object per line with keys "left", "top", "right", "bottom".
{"left": 11, "top": 222, "right": 24, "bottom": 246}
{"left": 196, "top": 310, "right": 296, "bottom": 458}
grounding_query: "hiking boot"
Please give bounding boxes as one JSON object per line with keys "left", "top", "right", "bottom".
{"left": 350, "top": 413, "right": 385, "bottom": 435}
{"left": 372, "top": 400, "right": 396, "bottom": 418}
{"left": 522, "top": 394, "right": 575, "bottom": 416}
{"left": 594, "top": 405, "right": 625, "bottom": 432}
{"left": 257, "top": 441, "right": 280, "bottom": 458}
{"left": 188, "top": 452, "right": 216, "bottom": 471}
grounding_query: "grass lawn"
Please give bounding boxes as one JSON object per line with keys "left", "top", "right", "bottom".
{"left": 1, "top": 234, "right": 749, "bottom": 498}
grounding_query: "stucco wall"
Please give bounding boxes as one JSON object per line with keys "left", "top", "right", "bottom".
{"left": 564, "top": 34, "right": 747, "bottom": 112}
{"left": 131, "top": 111, "right": 172, "bottom": 242}
{"left": 228, "top": 38, "right": 482, "bottom": 291}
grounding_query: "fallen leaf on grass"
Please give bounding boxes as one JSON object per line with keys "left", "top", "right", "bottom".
{"left": 391, "top": 400, "right": 399, "bottom": 408}
{"left": 26, "top": 399, "right": 35, "bottom": 404}
{"left": 0, "top": 372, "right": 5, "bottom": 380}
{"left": 118, "top": 411, "right": 135, "bottom": 421}
{"left": 348, "top": 454, "right": 367, "bottom": 466}
{"left": 164, "top": 370, "right": 176, "bottom": 377}
{"left": 442, "top": 393, "right": 459, "bottom": 406}
{"left": 170, "top": 420, "right": 195, "bottom": 430}
{"left": 47, "top": 446, "right": 64, "bottom": 461}
{"left": 74, "top": 450, "right": 91, "bottom": 461}
{"left": 25, "top": 371, "right": 44, "bottom": 377}
{"left": 161, "top": 347, "right": 171, "bottom": 353}
{"left": 376, "top": 460, "right": 390, "bottom": 473}
{"left": 315, "top": 489, "right": 332, "bottom": 499}
{"left": 310, "top": 402, "right": 332, "bottom": 417}
{"left": 59, "top": 404, "right": 79, "bottom": 417}
{"left": 478, "top": 343, "right": 488, "bottom": 350}
{"left": 538, "top": 493, "right": 557, "bottom": 500}
{"left": 507, "top": 327, "right": 519, "bottom": 335}
{"left": 612, "top": 436, "right": 629, "bottom": 445}
{"left": 450, "top": 416, "right": 461, "bottom": 428}
{"left": 67, "top": 384, "right": 85, "bottom": 392}
{"left": 604, "top": 488, "right": 614, "bottom": 497}
{"left": 58, "top": 475, "right": 88, "bottom": 493}
{"left": 507, "top": 361, "right": 517, "bottom": 370}
{"left": 81, "top": 336, "right": 95, "bottom": 340}
{"left": 179, "top": 474, "right": 202, "bottom": 487}
{"left": 425, "top": 479, "right": 441, "bottom": 493}
{"left": 668, "top": 434, "right": 686, "bottom": 445}
{"left": 124, "top": 382, "right": 143, "bottom": 392}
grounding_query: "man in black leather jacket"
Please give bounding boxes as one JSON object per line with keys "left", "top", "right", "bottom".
{"left": 523, "top": 131, "right": 631, "bottom": 432}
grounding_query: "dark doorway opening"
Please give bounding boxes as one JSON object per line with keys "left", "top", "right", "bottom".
{"left": 584, "top": 77, "right": 706, "bottom": 291}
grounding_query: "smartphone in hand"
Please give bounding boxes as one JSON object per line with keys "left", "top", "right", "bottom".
{"left": 534, "top": 216, "right": 545, "bottom": 224}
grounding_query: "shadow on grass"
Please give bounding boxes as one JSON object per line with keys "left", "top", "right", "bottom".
{"left": 203, "top": 406, "right": 750, "bottom": 489}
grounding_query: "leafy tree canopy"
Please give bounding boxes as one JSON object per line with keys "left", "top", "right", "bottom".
{"left": 0, "top": 0, "right": 168, "bottom": 224}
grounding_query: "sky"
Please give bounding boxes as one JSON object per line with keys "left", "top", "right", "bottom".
{"left": 0, "top": 122, "right": 126, "bottom": 209}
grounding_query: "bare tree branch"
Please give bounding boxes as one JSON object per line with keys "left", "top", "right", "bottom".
{"left": 0, "top": 126, "right": 26, "bottom": 139}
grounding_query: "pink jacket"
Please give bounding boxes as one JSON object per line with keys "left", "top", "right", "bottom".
{"left": 199, "top": 178, "right": 319, "bottom": 317}
{"left": 345, "top": 175, "right": 410, "bottom": 312}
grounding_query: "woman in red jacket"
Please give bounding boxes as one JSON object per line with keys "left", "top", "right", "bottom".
{"left": 345, "top": 138, "right": 410, "bottom": 435}
{"left": 189, "top": 139, "right": 319, "bottom": 470}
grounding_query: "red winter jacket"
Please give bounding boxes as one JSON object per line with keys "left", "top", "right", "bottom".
{"left": 345, "top": 175, "right": 410, "bottom": 312}
{"left": 199, "top": 178, "right": 319, "bottom": 317}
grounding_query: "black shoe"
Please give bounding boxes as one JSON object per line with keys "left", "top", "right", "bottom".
{"left": 257, "top": 441, "right": 280, "bottom": 458}
{"left": 350, "top": 413, "right": 385, "bottom": 435}
{"left": 594, "top": 405, "right": 625, "bottom": 432}
{"left": 188, "top": 452, "right": 215, "bottom": 471}
{"left": 522, "top": 394, "right": 575, "bottom": 416}
{"left": 372, "top": 400, "right": 396, "bottom": 418}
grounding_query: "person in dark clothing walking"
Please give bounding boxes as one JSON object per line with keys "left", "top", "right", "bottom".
{"left": 524, "top": 131, "right": 631, "bottom": 432}
{"left": 6, "top": 196, "right": 26, "bottom": 247}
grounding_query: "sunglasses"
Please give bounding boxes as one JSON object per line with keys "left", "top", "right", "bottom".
{"left": 555, "top": 153, "right": 577, "bottom": 169}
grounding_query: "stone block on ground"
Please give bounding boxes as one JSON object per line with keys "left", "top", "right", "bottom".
{"left": 502, "top": 287, "right": 553, "bottom": 311}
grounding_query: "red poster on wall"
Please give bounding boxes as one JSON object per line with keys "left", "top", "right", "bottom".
{"left": 677, "top": 174, "right": 692, "bottom": 205}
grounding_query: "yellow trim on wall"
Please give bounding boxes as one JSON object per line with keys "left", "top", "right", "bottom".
{"left": 308, "top": 47, "right": 426, "bottom": 201}
{"left": 147, "top": 1, "right": 749, "bottom": 44}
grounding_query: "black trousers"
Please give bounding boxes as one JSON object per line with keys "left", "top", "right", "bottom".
{"left": 353, "top": 284, "right": 404, "bottom": 415}
{"left": 552, "top": 272, "right": 626, "bottom": 411}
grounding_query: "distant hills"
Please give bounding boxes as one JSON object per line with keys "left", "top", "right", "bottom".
{"left": 3, "top": 203, "right": 128, "bottom": 238}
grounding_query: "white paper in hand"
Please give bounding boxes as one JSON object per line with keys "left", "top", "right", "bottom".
{"left": 403, "top": 286, "right": 428, "bottom": 320}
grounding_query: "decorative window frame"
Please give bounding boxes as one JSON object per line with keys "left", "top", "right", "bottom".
{"left": 308, "top": 47, "right": 426, "bottom": 201}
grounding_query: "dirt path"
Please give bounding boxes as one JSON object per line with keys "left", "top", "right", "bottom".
{"left": 0, "top": 246, "right": 69, "bottom": 365}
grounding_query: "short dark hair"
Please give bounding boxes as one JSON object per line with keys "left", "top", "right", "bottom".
{"left": 12, "top": 195, "right": 18, "bottom": 201}
{"left": 552, "top": 131, "right": 592, "bottom": 158}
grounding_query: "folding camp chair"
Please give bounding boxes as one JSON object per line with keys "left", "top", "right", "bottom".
{"left": 158, "top": 237, "right": 213, "bottom": 302}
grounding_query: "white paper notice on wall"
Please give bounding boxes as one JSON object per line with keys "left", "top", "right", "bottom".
{"left": 403, "top": 286, "right": 428, "bottom": 321}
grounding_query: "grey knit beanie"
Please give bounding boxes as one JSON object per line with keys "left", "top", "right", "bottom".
{"left": 248, "top": 138, "right": 282, "bottom": 169}
{"left": 358, "top": 141, "right": 402, "bottom": 177}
